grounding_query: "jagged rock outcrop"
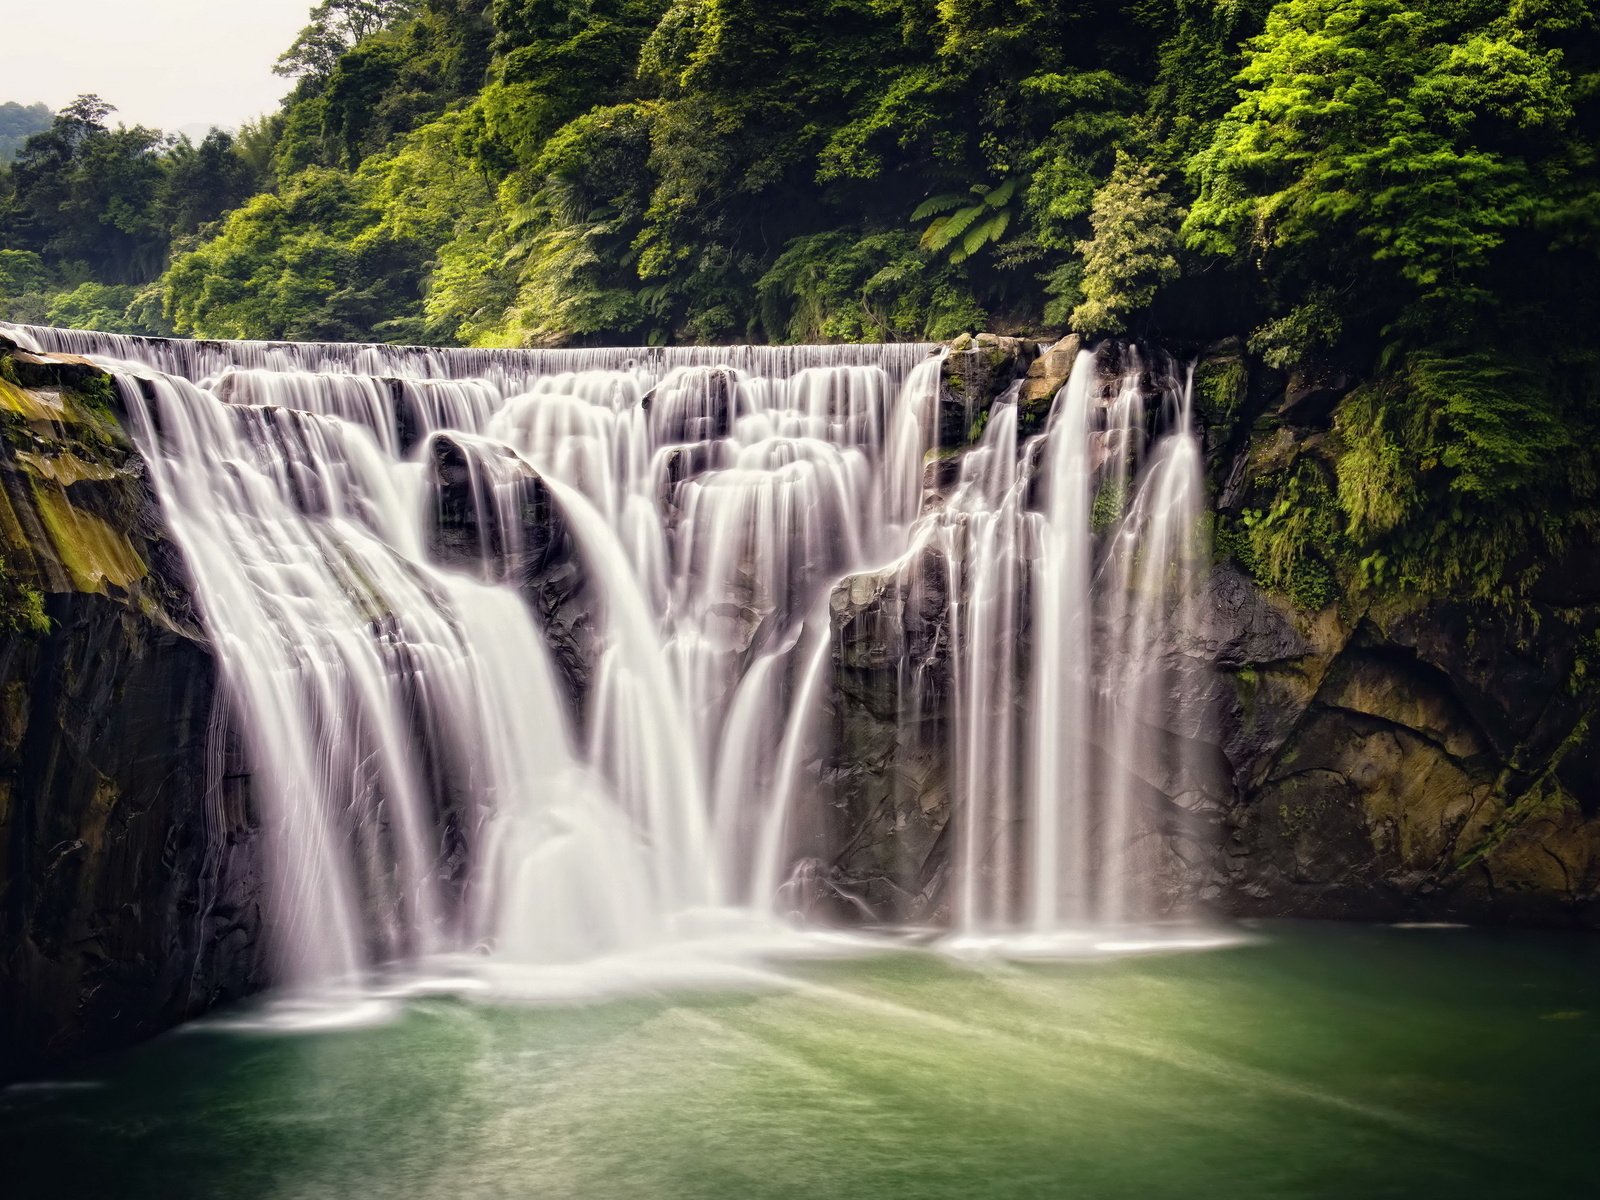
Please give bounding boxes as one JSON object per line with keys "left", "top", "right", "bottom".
{"left": 423, "top": 432, "right": 594, "bottom": 712}
{"left": 0, "top": 336, "right": 266, "bottom": 1081}
{"left": 811, "top": 552, "right": 954, "bottom": 921}
{"left": 940, "top": 333, "right": 1037, "bottom": 446}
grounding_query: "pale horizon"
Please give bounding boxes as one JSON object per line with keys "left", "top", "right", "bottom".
{"left": 5, "top": 0, "right": 312, "bottom": 133}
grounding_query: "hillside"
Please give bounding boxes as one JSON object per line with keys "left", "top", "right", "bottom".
{"left": 2, "top": 1, "right": 1599, "bottom": 609}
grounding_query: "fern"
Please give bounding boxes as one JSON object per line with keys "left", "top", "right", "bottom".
{"left": 912, "top": 178, "right": 1022, "bottom": 263}
{"left": 981, "top": 178, "right": 1017, "bottom": 208}
{"left": 921, "top": 203, "right": 985, "bottom": 253}
{"left": 910, "top": 192, "right": 967, "bottom": 222}
{"left": 953, "top": 210, "right": 1011, "bottom": 263}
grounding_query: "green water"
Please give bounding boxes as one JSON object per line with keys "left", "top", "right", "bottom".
{"left": 4, "top": 923, "right": 1597, "bottom": 1199}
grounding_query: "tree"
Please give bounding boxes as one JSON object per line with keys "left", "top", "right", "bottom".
{"left": 1070, "top": 151, "right": 1181, "bottom": 337}
{"left": 1182, "top": 0, "right": 1589, "bottom": 350}
{"left": 0, "top": 102, "right": 52, "bottom": 162}
{"left": 162, "top": 130, "right": 260, "bottom": 238}
{"left": 2, "top": 98, "right": 170, "bottom": 283}
{"left": 275, "top": 0, "right": 423, "bottom": 81}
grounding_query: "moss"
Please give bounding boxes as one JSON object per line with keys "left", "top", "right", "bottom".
{"left": 1216, "top": 464, "right": 1343, "bottom": 614}
{"left": 1453, "top": 782, "right": 1577, "bottom": 873}
{"left": 31, "top": 483, "right": 147, "bottom": 593}
{"left": 1277, "top": 801, "right": 1315, "bottom": 837}
{"left": 1195, "top": 355, "right": 1247, "bottom": 433}
{"left": 15, "top": 450, "right": 117, "bottom": 486}
{"left": 0, "top": 376, "right": 68, "bottom": 423}
{"left": 0, "top": 554, "right": 49, "bottom": 636}
{"left": 73, "top": 371, "right": 117, "bottom": 415}
{"left": 966, "top": 406, "right": 989, "bottom": 443}
{"left": 1091, "top": 479, "right": 1127, "bottom": 533}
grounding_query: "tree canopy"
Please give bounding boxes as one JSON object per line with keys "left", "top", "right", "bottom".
{"left": 1, "top": 0, "right": 1598, "bottom": 602}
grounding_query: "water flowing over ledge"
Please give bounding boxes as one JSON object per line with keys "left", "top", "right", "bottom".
{"left": 3, "top": 321, "right": 1220, "bottom": 1002}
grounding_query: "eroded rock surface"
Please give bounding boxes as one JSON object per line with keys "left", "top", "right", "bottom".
{"left": 0, "top": 335, "right": 266, "bottom": 1081}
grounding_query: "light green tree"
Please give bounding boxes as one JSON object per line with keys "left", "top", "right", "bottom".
{"left": 1070, "top": 151, "right": 1181, "bottom": 336}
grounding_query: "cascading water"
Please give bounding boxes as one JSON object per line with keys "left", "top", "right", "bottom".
{"left": 3, "top": 322, "right": 1211, "bottom": 987}
{"left": 851, "top": 347, "right": 1210, "bottom": 947}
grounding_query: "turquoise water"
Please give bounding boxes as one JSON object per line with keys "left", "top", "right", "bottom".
{"left": 3, "top": 923, "right": 1597, "bottom": 1199}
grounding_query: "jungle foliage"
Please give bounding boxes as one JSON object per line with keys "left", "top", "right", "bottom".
{"left": 0, "top": 96, "right": 262, "bottom": 332}
{"left": 1, "top": 0, "right": 1598, "bottom": 602}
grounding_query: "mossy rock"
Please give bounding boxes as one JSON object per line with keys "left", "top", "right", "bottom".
{"left": 937, "top": 334, "right": 1036, "bottom": 448}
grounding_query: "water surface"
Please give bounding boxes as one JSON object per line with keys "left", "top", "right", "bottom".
{"left": 4, "top": 923, "right": 1596, "bottom": 1199}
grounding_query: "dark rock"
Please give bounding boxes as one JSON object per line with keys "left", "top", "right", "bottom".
{"left": 0, "top": 340, "right": 266, "bottom": 1082}
{"left": 647, "top": 366, "right": 737, "bottom": 443}
{"left": 0, "top": 595, "right": 267, "bottom": 1081}
{"left": 810, "top": 547, "right": 955, "bottom": 923}
{"left": 423, "top": 434, "right": 594, "bottom": 712}
{"left": 939, "top": 334, "right": 1034, "bottom": 448}
{"left": 1279, "top": 367, "right": 1351, "bottom": 427}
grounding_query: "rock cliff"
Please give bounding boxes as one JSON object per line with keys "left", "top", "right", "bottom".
{"left": 2, "top": 326, "right": 1595, "bottom": 1084}
{"left": 815, "top": 335, "right": 1600, "bottom": 927}
{"left": 0, "top": 334, "right": 267, "bottom": 1081}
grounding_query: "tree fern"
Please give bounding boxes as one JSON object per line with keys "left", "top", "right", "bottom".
{"left": 910, "top": 192, "right": 967, "bottom": 222}
{"left": 913, "top": 178, "right": 1021, "bottom": 263}
{"left": 952, "top": 210, "right": 1011, "bottom": 263}
{"left": 921, "top": 202, "right": 986, "bottom": 252}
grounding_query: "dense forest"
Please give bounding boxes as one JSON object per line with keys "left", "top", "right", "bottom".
{"left": 2, "top": 0, "right": 1598, "bottom": 603}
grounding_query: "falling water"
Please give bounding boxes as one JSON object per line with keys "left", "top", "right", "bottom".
{"left": 3, "top": 321, "right": 1209, "bottom": 983}
{"left": 878, "top": 347, "right": 1209, "bottom": 942}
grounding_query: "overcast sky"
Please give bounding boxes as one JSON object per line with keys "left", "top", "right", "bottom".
{"left": 5, "top": 0, "right": 313, "bottom": 134}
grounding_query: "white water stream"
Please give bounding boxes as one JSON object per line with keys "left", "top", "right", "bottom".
{"left": 4, "top": 324, "right": 1211, "bottom": 985}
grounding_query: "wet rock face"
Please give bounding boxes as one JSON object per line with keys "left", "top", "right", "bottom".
{"left": 0, "top": 337, "right": 267, "bottom": 1082}
{"left": 646, "top": 366, "right": 737, "bottom": 443}
{"left": 1211, "top": 601, "right": 1600, "bottom": 925}
{"left": 809, "top": 548, "right": 954, "bottom": 923}
{"left": 0, "top": 596, "right": 267, "bottom": 1081}
{"left": 807, "top": 336, "right": 1600, "bottom": 930}
{"left": 939, "top": 333, "right": 1036, "bottom": 447}
{"left": 423, "top": 433, "right": 594, "bottom": 712}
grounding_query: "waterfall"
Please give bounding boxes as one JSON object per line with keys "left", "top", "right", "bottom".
{"left": 3, "top": 321, "right": 1210, "bottom": 983}
{"left": 873, "top": 347, "right": 1210, "bottom": 945}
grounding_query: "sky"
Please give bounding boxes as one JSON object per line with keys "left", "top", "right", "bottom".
{"left": 4, "top": 0, "right": 313, "bottom": 134}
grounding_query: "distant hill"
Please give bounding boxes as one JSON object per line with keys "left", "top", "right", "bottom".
{"left": 0, "top": 101, "right": 51, "bottom": 161}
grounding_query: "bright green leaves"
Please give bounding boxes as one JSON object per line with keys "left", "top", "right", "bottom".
{"left": 818, "top": 67, "right": 955, "bottom": 181}
{"left": 1069, "top": 152, "right": 1182, "bottom": 337}
{"left": 913, "top": 178, "right": 1018, "bottom": 264}
{"left": 1184, "top": 0, "right": 1587, "bottom": 334}
{"left": 0, "top": 250, "right": 49, "bottom": 298}
{"left": 163, "top": 166, "right": 421, "bottom": 342}
{"left": 494, "top": 102, "right": 658, "bottom": 345}
{"left": 757, "top": 229, "right": 983, "bottom": 342}
{"left": 1330, "top": 355, "right": 1585, "bottom": 597}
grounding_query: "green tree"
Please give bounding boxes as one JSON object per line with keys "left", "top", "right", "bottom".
{"left": 275, "top": 0, "right": 423, "bottom": 81}
{"left": 1070, "top": 151, "right": 1181, "bottom": 336}
{"left": 0, "top": 101, "right": 52, "bottom": 162}
{"left": 1183, "top": 0, "right": 1591, "bottom": 349}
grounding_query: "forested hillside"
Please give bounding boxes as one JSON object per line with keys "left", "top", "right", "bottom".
{"left": 2, "top": 0, "right": 1599, "bottom": 602}
{"left": 0, "top": 103, "right": 52, "bottom": 162}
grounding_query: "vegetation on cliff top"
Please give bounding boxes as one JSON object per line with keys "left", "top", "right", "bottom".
{"left": 1, "top": 0, "right": 1597, "bottom": 603}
